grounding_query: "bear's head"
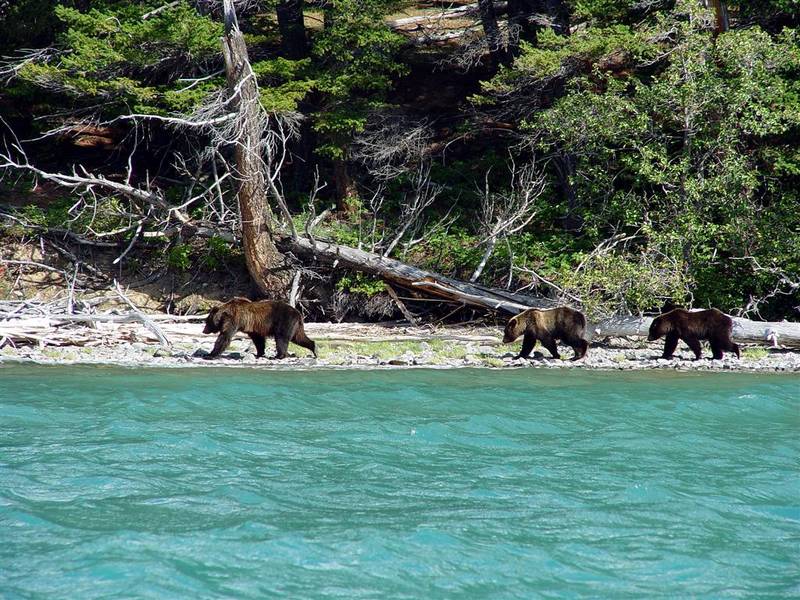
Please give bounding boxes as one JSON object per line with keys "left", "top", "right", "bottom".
{"left": 503, "top": 314, "right": 526, "bottom": 343}
{"left": 203, "top": 306, "right": 224, "bottom": 334}
{"left": 647, "top": 315, "right": 671, "bottom": 341}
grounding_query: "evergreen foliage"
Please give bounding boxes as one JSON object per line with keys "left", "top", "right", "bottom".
{"left": 1, "top": 0, "right": 797, "bottom": 319}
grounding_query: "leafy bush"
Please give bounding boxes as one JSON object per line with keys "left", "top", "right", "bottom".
{"left": 166, "top": 243, "right": 192, "bottom": 272}
{"left": 335, "top": 272, "right": 385, "bottom": 296}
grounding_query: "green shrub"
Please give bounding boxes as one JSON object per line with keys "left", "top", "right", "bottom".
{"left": 202, "top": 236, "right": 235, "bottom": 269}
{"left": 336, "top": 272, "right": 385, "bottom": 296}
{"left": 166, "top": 243, "right": 192, "bottom": 271}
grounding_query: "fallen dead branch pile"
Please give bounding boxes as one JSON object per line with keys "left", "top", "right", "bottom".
{"left": 0, "top": 295, "right": 194, "bottom": 349}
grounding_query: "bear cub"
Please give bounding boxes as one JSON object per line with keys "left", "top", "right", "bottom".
{"left": 648, "top": 308, "right": 739, "bottom": 360}
{"left": 203, "top": 297, "right": 316, "bottom": 359}
{"left": 503, "top": 306, "right": 588, "bottom": 361}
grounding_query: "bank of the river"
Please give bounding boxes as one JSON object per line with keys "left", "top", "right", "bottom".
{"left": 2, "top": 322, "right": 798, "bottom": 372}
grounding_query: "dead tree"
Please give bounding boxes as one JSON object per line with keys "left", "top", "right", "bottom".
{"left": 276, "top": 0, "right": 309, "bottom": 59}
{"left": 478, "top": 0, "right": 510, "bottom": 67}
{"left": 221, "top": 0, "right": 290, "bottom": 296}
{"left": 703, "top": 0, "right": 729, "bottom": 33}
{"left": 383, "top": 163, "right": 443, "bottom": 258}
{"left": 470, "top": 161, "right": 545, "bottom": 283}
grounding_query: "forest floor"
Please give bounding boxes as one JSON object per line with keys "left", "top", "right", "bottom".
{"left": 2, "top": 319, "right": 799, "bottom": 373}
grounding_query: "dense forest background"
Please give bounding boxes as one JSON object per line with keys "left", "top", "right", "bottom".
{"left": 0, "top": 0, "right": 798, "bottom": 321}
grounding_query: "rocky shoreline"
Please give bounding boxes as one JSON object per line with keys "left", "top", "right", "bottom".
{"left": 2, "top": 322, "right": 798, "bottom": 372}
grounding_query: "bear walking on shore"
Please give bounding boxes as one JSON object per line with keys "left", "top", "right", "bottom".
{"left": 202, "top": 297, "right": 317, "bottom": 359}
{"left": 503, "top": 306, "right": 588, "bottom": 361}
{"left": 648, "top": 308, "right": 739, "bottom": 360}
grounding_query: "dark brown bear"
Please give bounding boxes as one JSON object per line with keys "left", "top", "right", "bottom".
{"left": 503, "top": 306, "right": 588, "bottom": 360}
{"left": 648, "top": 308, "right": 739, "bottom": 360}
{"left": 203, "top": 297, "right": 316, "bottom": 359}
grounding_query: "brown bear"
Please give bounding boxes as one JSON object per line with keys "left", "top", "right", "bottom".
{"left": 202, "top": 297, "right": 317, "bottom": 359}
{"left": 648, "top": 308, "right": 739, "bottom": 360}
{"left": 503, "top": 306, "right": 588, "bottom": 360}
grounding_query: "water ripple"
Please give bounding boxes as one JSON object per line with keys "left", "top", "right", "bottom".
{"left": 1, "top": 366, "right": 798, "bottom": 598}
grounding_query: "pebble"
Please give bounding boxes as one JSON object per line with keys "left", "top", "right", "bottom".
{"left": 2, "top": 335, "right": 798, "bottom": 373}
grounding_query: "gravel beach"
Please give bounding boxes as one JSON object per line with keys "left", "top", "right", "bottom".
{"left": 2, "top": 321, "right": 798, "bottom": 372}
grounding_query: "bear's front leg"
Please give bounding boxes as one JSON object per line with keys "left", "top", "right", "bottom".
{"left": 661, "top": 332, "right": 679, "bottom": 359}
{"left": 248, "top": 333, "right": 266, "bottom": 358}
{"left": 206, "top": 328, "right": 236, "bottom": 358}
{"left": 516, "top": 332, "right": 537, "bottom": 359}
{"left": 683, "top": 335, "right": 702, "bottom": 360}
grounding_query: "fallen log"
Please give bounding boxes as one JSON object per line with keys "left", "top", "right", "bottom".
{"left": 387, "top": 3, "right": 503, "bottom": 30}
{"left": 280, "top": 235, "right": 557, "bottom": 313}
{"left": 386, "top": 2, "right": 507, "bottom": 46}
{"left": 282, "top": 235, "right": 800, "bottom": 347}
{"left": 590, "top": 314, "right": 800, "bottom": 347}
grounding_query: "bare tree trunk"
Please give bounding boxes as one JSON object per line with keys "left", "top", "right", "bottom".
{"left": 590, "top": 314, "right": 800, "bottom": 346}
{"left": 333, "top": 158, "right": 359, "bottom": 215}
{"left": 470, "top": 236, "right": 497, "bottom": 282}
{"left": 281, "top": 235, "right": 556, "bottom": 312}
{"left": 478, "top": 0, "right": 510, "bottom": 67}
{"left": 221, "top": 0, "right": 289, "bottom": 296}
{"left": 553, "top": 152, "right": 581, "bottom": 232}
{"left": 703, "top": 0, "right": 729, "bottom": 33}
{"left": 276, "top": 0, "right": 309, "bottom": 59}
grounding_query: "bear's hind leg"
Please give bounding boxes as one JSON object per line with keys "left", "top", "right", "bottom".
{"left": 570, "top": 339, "right": 588, "bottom": 361}
{"left": 729, "top": 341, "right": 740, "bottom": 359}
{"left": 517, "top": 332, "right": 536, "bottom": 359}
{"left": 292, "top": 329, "right": 317, "bottom": 357}
{"left": 274, "top": 335, "right": 290, "bottom": 359}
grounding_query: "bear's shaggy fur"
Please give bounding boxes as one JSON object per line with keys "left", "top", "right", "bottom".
{"left": 503, "top": 306, "right": 588, "bottom": 360}
{"left": 203, "top": 297, "right": 316, "bottom": 359}
{"left": 648, "top": 308, "right": 739, "bottom": 360}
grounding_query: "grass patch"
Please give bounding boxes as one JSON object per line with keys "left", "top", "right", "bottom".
{"left": 42, "top": 348, "right": 65, "bottom": 359}
{"left": 316, "top": 338, "right": 473, "bottom": 361}
{"left": 484, "top": 357, "right": 506, "bottom": 368}
{"left": 742, "top": 347, "right": 769, "bottom": 360}
{"left": 426, "top": 339, "right": 469, "bottom": 359}
{"left": 318, "top": 340, "right": 424, "bottom": 361}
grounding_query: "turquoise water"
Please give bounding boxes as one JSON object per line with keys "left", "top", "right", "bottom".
{"left": 1, "top": 365, "right": 798, "bottom": 598}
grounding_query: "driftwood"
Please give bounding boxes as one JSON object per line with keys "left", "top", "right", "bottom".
{"left": 113, "top": 280, "right": 171, "bottom": 347}
{"left": 386, "top": 284, "right": 419, "bottom": 325}
{"left": 386, "top": 2, "right": 508, "bottom": 46}
{"left": 282, "top": 235, "right": 800, "bottom": 347}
